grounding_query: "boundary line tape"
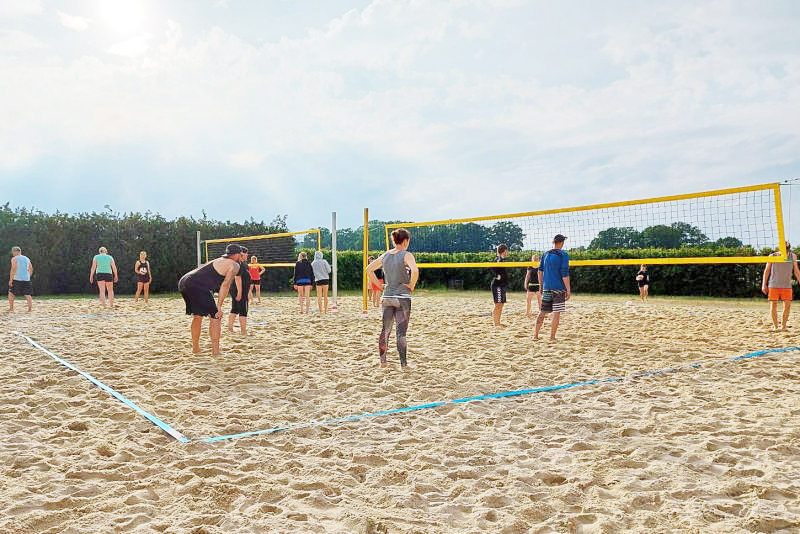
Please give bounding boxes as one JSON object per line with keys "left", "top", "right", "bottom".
{"left": 14, "top": 331, "right": 191, "bottom": 443}
{"left": 202, "top": 346, "right": 800, "bottom": 443}
{"left": 13, "top": 330, "right": 800, "bottom": 445}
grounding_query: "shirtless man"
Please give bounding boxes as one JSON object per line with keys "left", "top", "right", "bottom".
{"left": 178, "top": 244, "right": 244, "bottom": 355}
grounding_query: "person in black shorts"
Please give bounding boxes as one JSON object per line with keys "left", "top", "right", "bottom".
{"left": 134, "top": 251, "right": 152, "bottom": 303}
{"left": 491, "top": 244, "right": 509, "bottom": 327}
{"left": 8, "top": 246, "right": 33, "bottom": 312}
{"left": 178, "top": 244, "right": 243, "bottom": 355}
{"left": 523, "top": 253, "right": 541, "bottom": 316}
{"left": 228, "top": 247, "right": 251, "bottom": 334}
{"left": 293, "top": 251, "right": 314, "bottom": 314}
{"left": 636, "top": 264, "right": 650, "bottom": 303}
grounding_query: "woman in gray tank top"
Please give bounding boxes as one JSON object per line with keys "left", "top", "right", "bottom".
{"left": 366, "top": 228, "right": 419, "bottom": 369}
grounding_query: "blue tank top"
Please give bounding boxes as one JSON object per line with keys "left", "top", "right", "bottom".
{"left": 13, "top": 255, "right": 31, "bottom": 281}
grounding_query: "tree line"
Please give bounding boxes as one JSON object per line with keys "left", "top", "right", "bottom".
{"left": 303, "top": 220, "right": 526, "bottom": 252}
{"left": 0, "top": 204, "right": 288, "bottom": 294}
{"left": 588, "top": 222, "right": 742, "bottom": 249}
{"left": 1, "top": 203, "right": 771, "bottom": 298}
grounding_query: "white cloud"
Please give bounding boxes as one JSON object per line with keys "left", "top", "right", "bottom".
{"left": 107, "top": 33, "right": 152, "bottom": 57}
{"left": 58, "top": 11, "right": 90, "bottom": 32}
{"left": 0, "top": 0, "right": 42, "bottom": 17}
{"left": 0, "top": 30, "right": 46, "bottom": 52}
{"left": 0, "top": 0, "right": 798, "bottom": 233}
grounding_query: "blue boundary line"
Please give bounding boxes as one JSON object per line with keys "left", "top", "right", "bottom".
{"left": 14, "top": 330, "right": 800, "bottom": 445}
{"left": 201, "top": 346, "right": 800, "bottom": 443}
{"left": 14, "top": 332, "right": 191, "bottom": 443}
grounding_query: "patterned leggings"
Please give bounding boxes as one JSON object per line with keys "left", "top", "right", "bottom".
{"left": 379, "top": 297, "right": 411, "bottom": 367}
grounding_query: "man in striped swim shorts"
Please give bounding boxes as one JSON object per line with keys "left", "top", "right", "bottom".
{"left": 534, "top": 234, "right": 570, "bottom": 341}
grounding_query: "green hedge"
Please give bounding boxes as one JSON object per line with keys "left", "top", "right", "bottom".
{"left": 0, "top": 201, "right": 779, "bottom": 299}
{"left": 0, "top": 205, "right": 288, "bottom": 295}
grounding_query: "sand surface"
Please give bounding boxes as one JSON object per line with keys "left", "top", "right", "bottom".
{"left": 1, "top": 292, "right": 799, "bottom": 533}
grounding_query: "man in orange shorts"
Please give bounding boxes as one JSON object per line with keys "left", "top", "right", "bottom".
{"left": 761, "top": 242, "right": 800, "bottom": 331}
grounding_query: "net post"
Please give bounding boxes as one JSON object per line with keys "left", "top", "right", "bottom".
{"left": 196, "top": 231, "right": 201, "bottom": 267}
{"left": 362, "top": 208, "right": 369, "bottom": 314}
{"left": 331, "top": 212, "right": 338, "bottom": 312}
{"left": 774, "top": 183, "right": 787, "bottom": 259}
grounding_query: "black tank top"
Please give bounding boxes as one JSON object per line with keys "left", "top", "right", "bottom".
{"left": 178, "top": 261, "right": 226, "bottom": 292}
{"left": 137, "top": 261, "right": 149, "bottom": 276}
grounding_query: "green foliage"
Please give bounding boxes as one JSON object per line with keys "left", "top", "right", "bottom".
{"left": 325, "top": 247, "right": 771, "bottom": 298}
{"left": 0, "top": 204, "right": 287, "bottom": 295}
{"left": 0, "top": 202, "right": 774, "bottom": 299}
{"left": 589, "top": 221, "right": 710, "bottom": 249}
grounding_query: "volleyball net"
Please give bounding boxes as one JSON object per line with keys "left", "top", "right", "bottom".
{"left": 204, "top": 228, "right": 321, "bottom": 268}
{"left": 384, "top": 183, "right": 787, "bottom": 267}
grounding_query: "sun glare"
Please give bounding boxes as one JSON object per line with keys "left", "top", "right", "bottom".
{"left": 97, "top": 1, "right": 147, "bottom": 35}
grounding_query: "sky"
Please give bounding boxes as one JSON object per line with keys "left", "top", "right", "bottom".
{"left": 1, "top": 0, "right": 799, "bottom": 240}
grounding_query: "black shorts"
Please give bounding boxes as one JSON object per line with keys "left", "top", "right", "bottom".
{"left": 251, "top": 279, "right": 261, "bottom": 286}
{"left": 137, "top": 275, "right": 151, "bottom": 284}
{"left": 231, "top": 296, "right": 248, "bottom": 317}
{"left": 315, "top": 279, "right": 329, "bottom": 287}
{"left": 491, "top": 283, "right": 507, "bottom": 304}
{"left": 637, "top": 281, "right": 649, "bottom": 288}
{"left": 527, "top": 284, "right": 540, "bottom": 292}
{"left": 9, "top": 280, "right": 33, "bottom": 296}
{"left": 180, "top": 287, "right": 218, "bottom": 318}
{"left": 96, "top": 273, "right": 113, "bottom": 282}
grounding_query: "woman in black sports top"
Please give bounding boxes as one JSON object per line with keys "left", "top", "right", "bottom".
{"left": 134, "top": 251, "right": 152, "bottom": 303}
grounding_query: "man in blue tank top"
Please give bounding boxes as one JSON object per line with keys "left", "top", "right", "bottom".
{"left": 8, "top": 246, "right": 33, "bottom": 312}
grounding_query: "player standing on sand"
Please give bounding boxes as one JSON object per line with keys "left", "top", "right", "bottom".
{"left": 534, "top": 234, "right": 570, "bottom": 341}
{"left": 761, "top": 242, "right": 800, "bottom": 331}
{"left": 228, "top": 247, "right": 251, "bottom": 335}
{"left": 248, "top": 255, "right": 265, "bottom": 303}
{"left": 524, "top": 253, "right": 541, "bottom": 316}
{"left": 178, "top": 244, "right": 243, "bottom": 355}
{"left": 134, "top": 251, "right": 152, "bottom": 303}
{"left": 491, "top": 244, "right": 509, "bottom": 327}
{"left": 89, "top": 247, "right": 118, "bottom": 309}
{"left": 636, "top": 264, "right": 650, "bottom": 303}
{"left": 8, "top": 246, "right": 33, "bottom": 312}
{"left": 366, "top": 228, "right": 419, "bottom": 370}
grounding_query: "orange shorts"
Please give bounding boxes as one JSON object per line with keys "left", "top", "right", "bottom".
{"left": 370, "top": 281, "right": 383, "bottom": 292}
{"left": 768, "top": 288, "right": 793, "bottom": 301}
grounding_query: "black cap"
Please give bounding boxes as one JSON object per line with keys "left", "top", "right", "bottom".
{"left": 553, "top": 234, "right": 567, "bottom": 243}
{"left": 223, "top": 244, "right": 244, "bottom": 257}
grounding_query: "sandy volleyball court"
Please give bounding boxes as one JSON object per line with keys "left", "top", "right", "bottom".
{"left": 1, "top": 292, "right": 799, "bottom": 533}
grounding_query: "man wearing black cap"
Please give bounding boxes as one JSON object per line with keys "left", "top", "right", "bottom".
{"left": 534, "top": 234, "right": 570, "bottom": 341}
{"left": 178, "top": 244, "right": 245, "bottom": 355}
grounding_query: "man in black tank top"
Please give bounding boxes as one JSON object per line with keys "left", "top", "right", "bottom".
{"left": 178, "top": 244, "right": 243, "bottom": 355}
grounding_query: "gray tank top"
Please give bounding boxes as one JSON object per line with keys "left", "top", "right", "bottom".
{"left": 768, "top": 255, "right": 796, "bottom": 289}
{"left": 382, "top": 250, "right": 411, "bottom": 297}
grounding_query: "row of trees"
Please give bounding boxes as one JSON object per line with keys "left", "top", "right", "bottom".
{"left": 303, "top": 220, "right": 746, "bottom": 254}
{"left": 302, "top": 220, "right": 526, "bottom": 252}
{"left": 0, "top": 204, "right": 289, "bottom": 294}
{"left": 0, "top": 203, "right": 769, "bottom": 297}
{"left": 588, "top": 222, "right": 742, "bottom": 249}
